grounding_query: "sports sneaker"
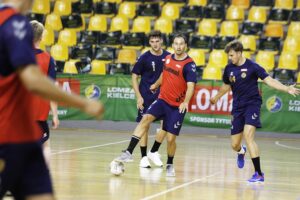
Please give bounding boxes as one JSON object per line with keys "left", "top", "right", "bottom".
{"left": 237, "top": 145, "right": 247, "bottom": 168}
{"left": 140, "top": 156, "right": 151, "bottom": 168}
{"left": 248, "top": 172, "right": 264, "bottom": 183}
{"left": 166, "top": 164, "right": 175, "bottom": 177}
{"left": 148, "top": 151, "right": 163, "bottom": 167}
{"left": 114, "top": 150, "right": 133, "bottom": 163}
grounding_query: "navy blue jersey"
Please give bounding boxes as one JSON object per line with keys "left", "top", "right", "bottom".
{"left": 131, "top": 50, "right": 170, "bottom": 105}
{"left": 223, "top": 59, "right": 269, "bottom": 110}
{"left": 0, "top": 7, "right": 36, "bottom": 77}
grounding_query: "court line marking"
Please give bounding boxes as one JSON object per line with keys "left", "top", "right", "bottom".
{"left": 51, "top": 135, "right": 155, "bottom": 155}
{"left": 275, "top": 141, "right": 300, "bottom": 150}
{"left": 140, "top": 172, "right": 221, "bottom": 200}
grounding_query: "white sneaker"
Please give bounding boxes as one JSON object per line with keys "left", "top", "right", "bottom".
{"left": 140, "top": 156, "right": 151, "bottom": 168}
{"left": 166, "top": 164, "right": 175, "bottom": 177}
{"left": 147, "top": 151, "right": 163, "bottom": 167}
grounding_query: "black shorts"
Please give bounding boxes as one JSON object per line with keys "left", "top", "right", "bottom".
{"left": 0, "top": 142, "right": 53, "bottom": 199}
{"left": 37, "top": 121, "right": 50, "bottom": 144}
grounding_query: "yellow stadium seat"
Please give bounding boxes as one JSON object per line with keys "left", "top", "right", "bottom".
{"left": 248, "top": 6, "right": 267, "bottom": 23}
{"left": 220, "top": 21, "right": 239, "bottom": 37}
{"left": 297, "top": 73, "right": 300, "bottom": 83}
{"left": 58, "top": 29, "right": 77, "bottom": 47}
{"left": 88, "top": 15, "right": 107, "bottom": 32}
{"left": 154, "top": 17, "right": 173, "bottom": 34}
{"left": 63, "top": 60, "right": 79, "bottom": 74}
{"left": 198, "top": 19, "right": 217, "bottom": 36}
{"left": 278, "top": 52, "right": 298, "bottom": 70}
{"left": 32, "top": 0, "right": 50, "bottom": 14}
{"left": 283, "top": 36, "right": 300, "bottom": 55}
{"left": 255, "top": 51, "right": 275, "bottom": 71}
{"left": 226, "top": 6, "right": 244, "bottom": 21}
{"left": 117, "top": 49, "right": 137, "bottom": 64}
{"left": 202, "top": 66, "right": 222, "bottom": 80}
{"left": 50, "top": 44, "right": 69, "bottom": 61}
{"left": 118, "top": 2, "right": 136, "bottom": 19}
{"left": 90, "top": 60, "right": 109, "bottom": 75}
{"left": 45, "top": 13, "right": 63, "bottom": 31}
{"left": 287, "top": 22, "right": 300, "bottom": 37}
{"left": 110, "top": 15, "right": 129, "bottom": 33}
{"left": 243, "top": 51, "right": 252, "bottom": 59}
{"left": 54, "top": 0, "right": 72, "bottom": 16}
{"left": 161, "top": 3, "right": 180, "bottom": 20}
{"left": 103, "top": 0, "right": 122, "bottom": 3}
{"left": 39, "top": 42, "right": 46, "bottom": 51}
{"left": 166, "top": 47, "right": 175, "bottom": 54}
{"left": 274, "top": 0, "right": 294, "bottom": 10}
{"left": 239, "top": 35, "right": 256, "bottom": 52}
{"left": 188, "top": 0, "right": 207, "bottom": 6}
{"left": 141, "top": 47, "right": 151, "bottom": 54}
{"left": 188, "top": 49, "right": 205, "bottom": 66}
{"left": 132, "top": 17, "right": 151, "bottom": 34}
{"left": 231, "top": 0, "right": 250, "bottom": 9}
{"left": 297, "top": 0, "right": 300, "bottom": 8}
{"left": 264, "top": 23, "right": 283, "bottom": 38}
{"left": 41, "top": 28, "right": 54, "bottom": 46}
{"left": 207, "top": 50, "right": 228, "bottom": 69}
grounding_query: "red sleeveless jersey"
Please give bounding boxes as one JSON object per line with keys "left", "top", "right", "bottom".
{"left": 159, "top": 54, "right": 193, "bottom": 107}
{"left": 0, "top": 8, "right": 41, "bottom": 144}
{"left": 34, "top": 51, "right": 51, "bottom": 121}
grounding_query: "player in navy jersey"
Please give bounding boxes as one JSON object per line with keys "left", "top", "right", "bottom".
{"left": 131, "top": 30, "right": 170, "bottom": 168}
{"left": 113, "top": 33, "right": 197, "bottom": 176}
{"left": 30, "top": 20, "right": 59, "bottom": 167}
{"left": 0, "top": 0, "right": 104, "bottom": 199}
{"left": 211, "top": 40, "right": 300, "bottom": 183}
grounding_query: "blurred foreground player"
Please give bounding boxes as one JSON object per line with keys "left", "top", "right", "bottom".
{"left": 211, "top": 40, "right": 300, "bottom": 183}
{"left": 0, "top": 0, "right": 104, "bottom": 199}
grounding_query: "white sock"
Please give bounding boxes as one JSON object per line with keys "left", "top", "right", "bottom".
{"left": 238, "top": 145, "right": 245, "bottom": 154}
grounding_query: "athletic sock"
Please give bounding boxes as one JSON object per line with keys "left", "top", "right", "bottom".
{"left": 251, "top": 157, "right": 262, "bottom": 175}
{"left": 150, "top": 140, "right": 161, "bottom": 153}
{"left": 126, "top": 135, "right": 140, "bottom": 154}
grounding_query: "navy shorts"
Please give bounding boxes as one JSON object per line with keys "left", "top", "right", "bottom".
{"left": 231, "top": 104, "right": 262, "bottom": 135}
{"left": 37, "top": 121, "right": 49, "bottom": 144}
{"left": 136, "top": 104, "right": 151, "bottom": 123}
{"left": 146, "top": 99, "right": 186, "bottom": 136}
{"left": 0, "top": 142, "right": 53, "bottom": 199}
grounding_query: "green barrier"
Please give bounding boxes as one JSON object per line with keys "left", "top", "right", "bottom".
{"left": 52, "top": 74, "right": 300, "bottom": 133}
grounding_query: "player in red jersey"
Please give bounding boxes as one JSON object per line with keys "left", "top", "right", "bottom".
{"left": 0, "top": 0, "right": 104, "bottom": 199}
{"left": 112, "top": 33, "right": 197, "bottom": 176}
{"left": 30, "top": 20, "right": 59, "bottom": 166}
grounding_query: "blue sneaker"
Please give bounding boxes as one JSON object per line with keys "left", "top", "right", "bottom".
{"left": 248, "top": 172, "right": 264, "bottom": 183}
{"left": 237, "top": 145, "right": 246, "bottom": 168}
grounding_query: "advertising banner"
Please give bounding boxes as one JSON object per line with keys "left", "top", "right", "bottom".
{"left": 53, "top": 74, "right": 300, "bottom": 133}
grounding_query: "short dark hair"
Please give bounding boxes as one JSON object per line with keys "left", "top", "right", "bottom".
{"left": 225, "top": 40, "right": 243, "bottom": 53}
{"left": 172, "top": 33, "right": 188, "bottom": 44}
{"left": 148, "top": 30, "right": 162, "bottom": 40}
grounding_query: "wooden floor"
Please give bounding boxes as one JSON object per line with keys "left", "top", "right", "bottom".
{"left": 47, "top": 127, "right": 300, "bottom": 200}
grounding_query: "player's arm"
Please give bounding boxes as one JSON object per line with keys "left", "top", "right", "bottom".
{"left": 132, "top": 73, "right": 144, "bottom": 110}
{"left": 179, "top": 82, "right": 195, "bottom": 113}
{"left": 263, "top": 76, "right": 300, "bottom": 97}
{"left": 18, "top": 65, "right": 104, "bottom": 118}
{"left": 150, "top": 73, "right": 162, "bottom": 92}
{"left": 210, "top": 84, "right": 231, "bottom": 105}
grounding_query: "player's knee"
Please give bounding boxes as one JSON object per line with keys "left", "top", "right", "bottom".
{"left": 231, "top": 142, "right": 240, "bottom": 151}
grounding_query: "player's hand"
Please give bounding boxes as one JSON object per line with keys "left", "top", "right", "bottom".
{"left": 287, "top": 84, "right": 300, "bottom": 97}
{"left": 210, "top": 96, "right": 218, "bottom": 105}
{"left": 83, "top": 100, "right": 104, "bottom": 119}
{"left": 179, "top": 102, "right": 189, "bottom": 113}
{"left": 137, "top": 97, "right": 144, "bottom": 110}
{"left": 150, "top": 84, "right": 158, "bottom": 94}
{"left": 52, "top": 116, "right": 60, "bottom": 129}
